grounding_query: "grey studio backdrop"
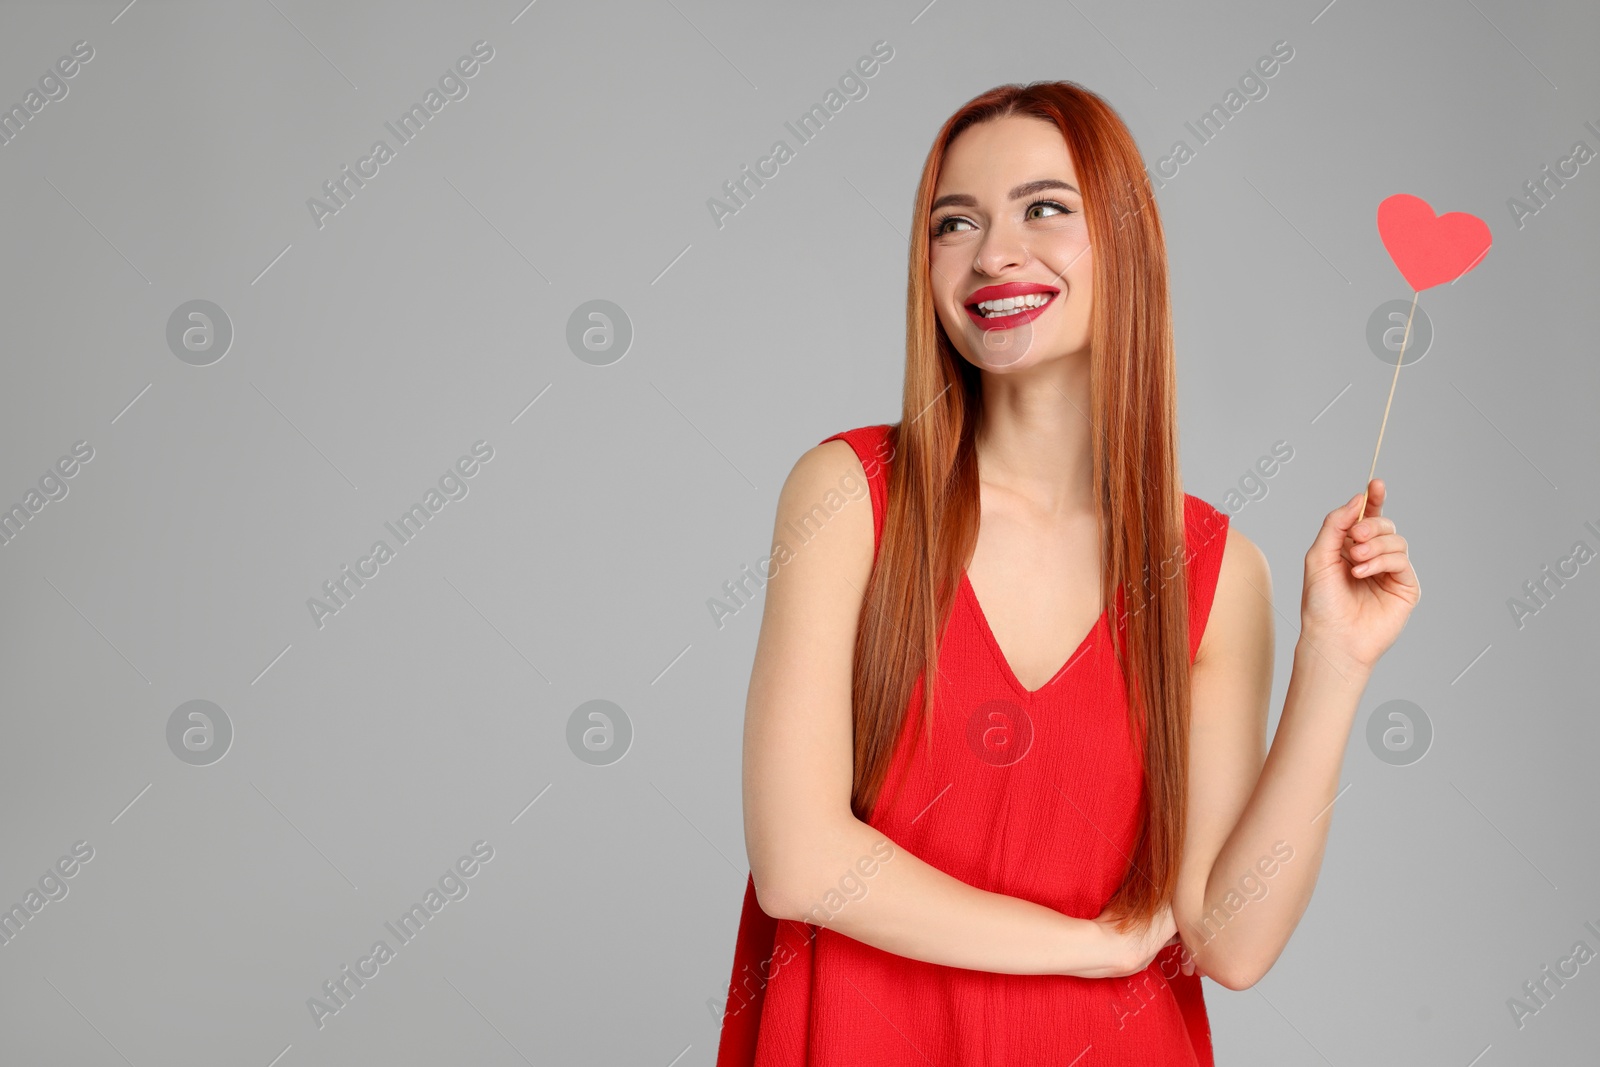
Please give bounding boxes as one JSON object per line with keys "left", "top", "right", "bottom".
{"left": 0, "top": 0, "right": 1595, "bottom": 1064}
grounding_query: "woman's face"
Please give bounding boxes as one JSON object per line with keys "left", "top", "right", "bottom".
{"left": 928, "top": 114, "right": 1093, "bottom": 370}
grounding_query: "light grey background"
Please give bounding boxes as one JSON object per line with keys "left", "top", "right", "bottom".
{"left": 1, "top": 0, "right": 1596, "bottom": 1064}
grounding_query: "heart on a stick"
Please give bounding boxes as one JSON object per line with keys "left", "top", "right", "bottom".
{"left": 1377, "top": 193, "right": 1492, "bottom": 291}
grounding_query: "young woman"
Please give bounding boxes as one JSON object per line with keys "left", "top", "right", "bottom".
{"left": 715, "top": 81, "right": 1419, "bottom": 1066}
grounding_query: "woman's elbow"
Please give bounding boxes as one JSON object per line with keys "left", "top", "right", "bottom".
{"left": 1203, "top": 952, "right": 1272, "bottom": 991}
{"left": 752, "top": 868, "right": 797, "bottom": 920}
{"left": 750, "top": 824, "right": 859, "bottom": 922}
{"left": 747, "top": 836, "right": 816, "bottom": 921}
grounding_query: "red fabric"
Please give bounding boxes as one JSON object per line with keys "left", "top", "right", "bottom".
{"left": 716, "top": 423, "right": 1231, "bottom": 1067}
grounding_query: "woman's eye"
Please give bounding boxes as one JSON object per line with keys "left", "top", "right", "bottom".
{"left": 933, "top": 200, "right": 1072, "bottom": 235}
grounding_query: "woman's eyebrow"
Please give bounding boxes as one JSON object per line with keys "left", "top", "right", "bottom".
{"left": 931, "top": 178, "right": 1080, "bottom": 213}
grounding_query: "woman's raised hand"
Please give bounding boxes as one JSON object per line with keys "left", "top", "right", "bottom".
{"left": 1301, "top": 478, "right": 1421, "bottom": 674}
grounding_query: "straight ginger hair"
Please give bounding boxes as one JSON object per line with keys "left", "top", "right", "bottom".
{"left": 847, "top": 81, "right": 1191, "bottom": 935}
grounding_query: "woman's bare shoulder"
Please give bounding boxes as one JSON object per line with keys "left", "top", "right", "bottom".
{"left": 767, "top": 438, "right": 875, "bottom": 591}
{"left": 1196, "top": 524, "right": 1272, "bottom": 666}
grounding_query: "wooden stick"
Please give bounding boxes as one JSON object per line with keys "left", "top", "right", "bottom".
{"left": 1359, "top": 289, "right": 1419, "bottom": 522}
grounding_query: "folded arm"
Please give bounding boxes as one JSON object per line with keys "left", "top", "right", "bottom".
{"left": 742, "top": 440, "right": 1136, "bottom": 979}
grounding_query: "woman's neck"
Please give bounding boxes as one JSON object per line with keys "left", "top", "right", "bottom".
{"left": 972, "top": 354, "right": 1096, "bottom": 517}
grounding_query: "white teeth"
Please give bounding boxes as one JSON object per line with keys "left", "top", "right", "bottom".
{"left": 973, "top": 292, "right": 1053, "bottom": 316}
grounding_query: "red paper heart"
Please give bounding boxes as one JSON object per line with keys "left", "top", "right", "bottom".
{"left": 1377, "top": 194, "right": 1491, "bottom": 291}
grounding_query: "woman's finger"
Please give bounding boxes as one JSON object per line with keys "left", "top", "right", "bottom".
{"left": 1310, "top": 492, "right": 1367, "bottom": 565}
{"left": 1349, "top": 516, "right": 1396, "bottom": 542}
{"left": 1352, "top": 550, "right": 1415, "bottom": 580}
{"left": 1363, "top": 478, "right": 1386, "bottom": 519}
{"left": 1341, "top": 519, "right": 1396, "bottom": 566}
{"left": 1349, "top": 533, "right": 1407, "bottom": 564}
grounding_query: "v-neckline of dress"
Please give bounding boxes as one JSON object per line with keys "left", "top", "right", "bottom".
{"left": 959, "top": 570, "right": 1105, "bottom": 700}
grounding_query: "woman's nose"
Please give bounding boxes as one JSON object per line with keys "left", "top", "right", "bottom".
{"left": 973, "top": 223, "right": 1029, "bottom": 274}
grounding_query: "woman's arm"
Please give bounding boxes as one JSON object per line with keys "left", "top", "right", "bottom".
{"left": 742, "top": 441, "right": 1156, "bottom": 979}
{"left": 1172, "top": 483, "right": 1419, "bottom": 989}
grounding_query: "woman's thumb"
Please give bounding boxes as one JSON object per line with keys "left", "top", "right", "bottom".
{"left": 1309, "top": 491, "right": 1364, "bottom": 560}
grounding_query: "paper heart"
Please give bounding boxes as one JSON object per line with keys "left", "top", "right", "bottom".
{"left": 1377, "top": 194, "right": 1491, "bottom": 291}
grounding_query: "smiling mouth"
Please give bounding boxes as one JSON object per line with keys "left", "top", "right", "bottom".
{"left": 967, "top": 291, "right": 1057, "bottom": 319}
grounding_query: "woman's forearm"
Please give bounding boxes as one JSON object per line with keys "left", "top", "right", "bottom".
{"left": 760, "top": 812, "right": 1124, "bottom": 977}
{"left": 1183, "top": 636, "right": 1370, "bottom": 988}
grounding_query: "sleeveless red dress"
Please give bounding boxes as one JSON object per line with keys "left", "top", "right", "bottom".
{"left": 715, "top": 423, "right": 1231, "bottom": 1067}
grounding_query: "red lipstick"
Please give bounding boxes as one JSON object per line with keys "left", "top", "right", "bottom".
{"left": 963, "top": 281, "right": 1061, "bottom": 331}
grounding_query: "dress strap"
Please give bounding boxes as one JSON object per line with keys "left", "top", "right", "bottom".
{"left": 1182, "top": 493, "right": 1232, "bottom": 663}
{"left": 816, "top": 423, "right": 896, "bottom": 558}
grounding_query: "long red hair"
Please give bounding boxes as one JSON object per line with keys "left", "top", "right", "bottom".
{"left": 847, "top": 81, "right": 1190, "bottom": 934}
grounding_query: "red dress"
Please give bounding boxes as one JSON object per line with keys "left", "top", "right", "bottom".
{"left": 716, "top": 423, "right": 1231, "bottom": 1067}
